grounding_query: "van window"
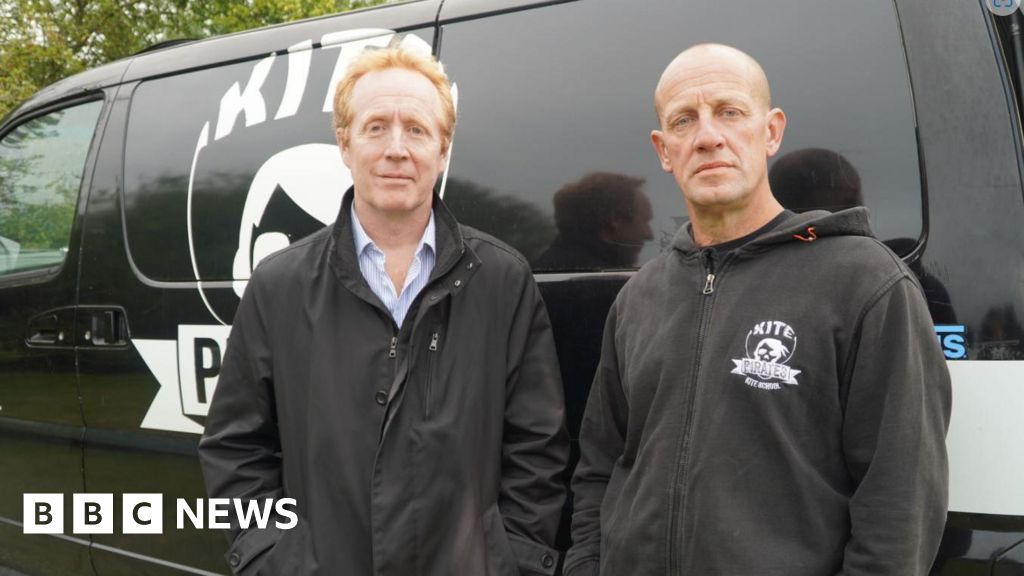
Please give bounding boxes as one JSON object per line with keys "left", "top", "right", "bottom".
{"left": 122, "top": 57, "right": 332, "bottom": 284}
{"left": 440, "top": 0, "right": 922, "bottom": 271}
{"left": 122, "top": 31, "right": 434, "bottom": 284}
{"left": 0, "top": 100, "right": 102, "bottom": 275}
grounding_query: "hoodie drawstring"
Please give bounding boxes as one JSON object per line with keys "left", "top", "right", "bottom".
{"left": 792, "top": 226, "right": 818, "bottom": 243}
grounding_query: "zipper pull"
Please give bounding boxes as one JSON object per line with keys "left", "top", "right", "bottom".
{"left": 388, "top": 336, "right": 398, "bottom": 359}
{"left": 703, "top": 273, "right": 716, "bottom": 295}
{"left": 700, "top": 248, "right": 717, "bottom": 295}
{"left": 428, "top": 332, "right": 439, "bottom": 352}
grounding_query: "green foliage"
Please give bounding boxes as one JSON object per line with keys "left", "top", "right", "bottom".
{"left": 0, "top": 148, "right": 77, "bottom": 255}
{"left": 1, "top": 107, "right": 86, "bottom": 257}
{"left": 2, "top": 201, "right": 74, "bottom": 249}
{"left": 0, "top": 0, "right": 392, "bottom": 121}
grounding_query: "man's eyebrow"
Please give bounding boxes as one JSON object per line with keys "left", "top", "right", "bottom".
{"left": 361, "top": 107, "right": 434, "bottom": 123}
{"left": 358, "top": 111, "right": 389, "bottom": 124}
{"left": 707, "top": 94, "right": 753, "bottom": 108}
{"left": 663, "top": 94, "right": 752, "bottom": 118}
{"left": 663, "top": 102, "right": 695, "bottom": 119}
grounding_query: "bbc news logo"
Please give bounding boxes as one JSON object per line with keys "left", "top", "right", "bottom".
{"left": 23, "top": 494, "right": 297, "bottom": 534}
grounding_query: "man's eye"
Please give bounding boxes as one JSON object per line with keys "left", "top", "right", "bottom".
{"left": 366, "top": 123, "right": 384, "bottom": 133}
{"left": 409, "top": 125, "right": 426, "bottom": 136}
{"left": 722, "top": 109, "right": 740, "bottom": 118}
{"left": 674, "top": 116, "right": 692, "bottom": 127}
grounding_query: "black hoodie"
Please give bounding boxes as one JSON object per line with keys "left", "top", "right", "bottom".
{"left": 565, "top": 207, "right": 951, "bottom": 576}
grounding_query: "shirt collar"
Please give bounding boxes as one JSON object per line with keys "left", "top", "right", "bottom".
{"left": 351, "top": 203, "right": 436, "bottom": 257}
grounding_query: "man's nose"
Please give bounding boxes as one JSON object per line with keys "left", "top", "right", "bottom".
{"left": 384, "top": 126, "right": 410, "bottom": 159}
{"left": 693, "top": 117, "right": 725, "bottom": 152}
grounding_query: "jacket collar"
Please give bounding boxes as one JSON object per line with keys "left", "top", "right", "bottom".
{"left": 329, "top": 187, "right": 468, "bottom": 297}
{"left": 350, "top": 203, "right": 437, "bottom": 260}
{"left": 670, "top": 206, "right": 875, "bottom": 258}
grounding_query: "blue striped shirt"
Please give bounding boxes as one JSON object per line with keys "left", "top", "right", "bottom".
{"left": 351, "top": 205, "right": 436, "bottom": 329}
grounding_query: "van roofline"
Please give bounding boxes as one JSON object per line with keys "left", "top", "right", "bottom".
{"left": 3, "top": 0, "right": 588, "bottom": 123}
{"left": 5, "top": 0, "right": 442, "bottom": 122}
{"left": 3, "top": 0, "right": 587, "bottom": 124}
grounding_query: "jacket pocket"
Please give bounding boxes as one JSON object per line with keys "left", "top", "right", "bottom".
{"left": 229, "top": 518, "right": 313, "bottom": 576}
{"left": 482, "top": 503, "right": 519, "bottom": 576}
{"left": 424, "top": 327, "right": 441, "bottom": 418}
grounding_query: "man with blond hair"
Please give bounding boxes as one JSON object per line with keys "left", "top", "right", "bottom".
{"left": 201, "top": 45, "right": 567, "bottom": 576}
{"left": 564, "top": 43, "right": 950, "bottom": 575}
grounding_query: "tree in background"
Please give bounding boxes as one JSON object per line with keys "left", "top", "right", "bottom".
{"left": 0, "top": 0, "right": 390, "bottom": 120}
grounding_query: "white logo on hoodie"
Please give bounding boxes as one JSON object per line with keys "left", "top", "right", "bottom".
{"left": 731, "top": 320, "right": 802, "bottom": 390}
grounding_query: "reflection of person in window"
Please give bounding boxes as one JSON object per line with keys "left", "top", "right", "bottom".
{"left": 769, "top": 147, "right": 862, "bottom": 213}
{"left": 533, "top": 172, "right": 654, "bottom": 270}
{"left": 770, "top": 147, "right": 957, "bottom": 325}
{"left": 978, "top": 305, "right": 1024, "bottom": 360}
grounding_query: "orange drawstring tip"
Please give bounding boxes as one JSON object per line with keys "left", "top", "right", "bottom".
{"left": 792, "top": 226, "right": 817, "bottom": 242}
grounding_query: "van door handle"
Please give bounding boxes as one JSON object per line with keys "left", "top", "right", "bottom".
{"left": 27, "top": 314, "right": 61, "bottom": 345}
{"left": 82, "top": 307, "right": 129, "bottom": 347}
{"left": 26, "top": 307, "right": 75, "bottom": 348}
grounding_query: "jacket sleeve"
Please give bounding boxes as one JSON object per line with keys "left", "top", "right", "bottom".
{"left": 500, "top": 275, "right": 570, "bottom": 576}
{"left": 563, "top": 304, "right": 628, "bottom": 576}
{"left": 198, "top": 275, "right": 296, "bottom": 575}
{"left": 840, "top": 274, "right": 952, "bottom": 575}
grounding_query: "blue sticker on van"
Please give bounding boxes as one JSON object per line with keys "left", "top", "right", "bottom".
{"left": 935, "top": 325, "right": 967, "bottom": 359}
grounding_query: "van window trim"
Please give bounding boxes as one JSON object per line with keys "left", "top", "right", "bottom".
{"left": 0, "top": 93, "right": 108, "bottom": 288}
{"left": 981, "top": 4, "right": 1024, "bottom": 208}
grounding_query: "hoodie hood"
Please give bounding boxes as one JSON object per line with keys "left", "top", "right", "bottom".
{"left": 671, "top": 206, "right": 876, "bottom": 257}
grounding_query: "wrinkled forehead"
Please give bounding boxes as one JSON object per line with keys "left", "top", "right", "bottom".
{"left": 660, "top": 72, "right": 758, "bottom": 109}
{"left": 350, "top": 68, "right": 443, "bottom": 118}
{"left": 655, "top": 49, "right": 770, "bottom": 115}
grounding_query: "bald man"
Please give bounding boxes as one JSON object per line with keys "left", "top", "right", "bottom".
{"left": 563, "top": 44, "right": 951, "bottom": 576}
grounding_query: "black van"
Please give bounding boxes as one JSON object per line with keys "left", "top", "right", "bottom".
{"left": 2, "top": 0, "right": 1023, "bottom": 573}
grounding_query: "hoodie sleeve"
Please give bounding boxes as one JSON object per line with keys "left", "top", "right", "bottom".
{"left": 501, "top": 275, "right": 570, "bottom": 576}
{"left": 198, "top": 274, "right": 298, "bottom": 575}
{"left": 563, "top": 304, "right": 629, "bottom": 576}
{"left": 840, "top": 274, "right": 951, "bottom": 575}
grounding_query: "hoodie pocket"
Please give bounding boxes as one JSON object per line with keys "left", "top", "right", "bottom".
{"left": 482, "top": 503, "right": 519, "bottom": 576}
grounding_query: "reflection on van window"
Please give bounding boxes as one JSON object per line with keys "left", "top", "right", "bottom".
{"left": 770, "top": 148, "right": 863, "bottom": 213}
{"left": 533, "top": 172, "right": 653, "bottom": 271}
{"left": 441, "top": 0, "right": 922, "bottom": 271}
{"left": 0, "top": 100, "right": 101, "bottom": 275}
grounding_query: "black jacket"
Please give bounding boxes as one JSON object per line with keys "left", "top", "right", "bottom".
{"left": 564, "top": 208, "right": 951, "bottom": 576}
{"left": 199, "top": 190, "right": 568, "bottom": 575}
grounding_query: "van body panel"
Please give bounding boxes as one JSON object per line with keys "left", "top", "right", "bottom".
{"left": 946, "top": 361, "right": 1024, "bottom": 516}
{"left": 437, "top": 0, "right": 576, "bottom": 23}
{"left": 896, "top": 0, "right": 1024, "bottom": 512}
{"left": 2, "top": 0, "right": 1024, "bottom": 574}
{"left": 0, "top": 94, "right": 109, "bottom": 572}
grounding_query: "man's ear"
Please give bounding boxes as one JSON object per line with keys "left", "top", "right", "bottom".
{"left": 336, "top": 128, "right": 351, "bottom": 168}
{"left": 765, "top": 108, "right": 787, "bottom": 157}
{"left": 437, "top": 139, "right": 450, "bottom": 173}
{"left": 651, "top": 130, "right": 672, "bottom": 172}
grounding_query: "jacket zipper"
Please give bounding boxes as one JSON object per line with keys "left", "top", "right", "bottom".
{"left": 703, "top": 267, "right": 716, "bottom": 294}
{"left": 668, "top": 249, "right": 719, "bottom": 574}
{"left": 424, "top": 330, "right": 440, "bottom": 418}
